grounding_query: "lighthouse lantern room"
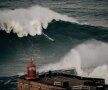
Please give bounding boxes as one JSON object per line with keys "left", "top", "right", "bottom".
{"left": 25, "top": 58, "right": 38, "bottom": 79}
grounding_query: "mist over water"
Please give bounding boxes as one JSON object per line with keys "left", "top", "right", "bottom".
{"left": 39, "top": 39, "right": 108, "bottom": 83}
{"left": 39, "top": 49, "right": 82, "bottom": 75}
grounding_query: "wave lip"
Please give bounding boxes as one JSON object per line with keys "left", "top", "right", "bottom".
{"left": 0, "top": 6, "right": 79, "bottom": 37}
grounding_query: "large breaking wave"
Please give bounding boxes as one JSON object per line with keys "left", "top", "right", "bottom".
{"left": 0, "top": 6, "right": 78, "bottom": 37}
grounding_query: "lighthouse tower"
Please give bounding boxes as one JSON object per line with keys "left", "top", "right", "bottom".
{"left": 25, "top": 58, "right": 37, "bottom": 79}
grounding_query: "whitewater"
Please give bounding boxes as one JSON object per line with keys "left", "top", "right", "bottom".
{"left": 0, "top": 6, "right": 78, "bottom": 37}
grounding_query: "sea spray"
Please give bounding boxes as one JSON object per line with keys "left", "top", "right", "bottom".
{"left": 39, "top": 39, "right": 108, "bottom": 83}
{"left": 83, "top": 64, "right": 108, "bottom": 83}
{"left": 0, "top": 6, "right": 78, "bottom": 37}
{"left": 39, "top": 49, "right": 83, "bottom": 75}
{"left": 75, "top": 39, "right": 108, "bottom": 68}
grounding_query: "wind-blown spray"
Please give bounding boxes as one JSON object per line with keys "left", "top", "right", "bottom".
{"left": 39, "top": 39, "right": 108, "bottom": 83}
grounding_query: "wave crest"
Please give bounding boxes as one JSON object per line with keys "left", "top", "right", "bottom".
{"left": 0, "top": 6, "right": 78, "bottom": 37}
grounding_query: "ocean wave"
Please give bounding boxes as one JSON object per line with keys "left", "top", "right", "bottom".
{"left": 0, "top": 5, "right": 78, "bottom": 37}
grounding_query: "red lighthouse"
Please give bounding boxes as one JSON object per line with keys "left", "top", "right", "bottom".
{"left": 25, "top": 58, "right": 37, "bottom": 79}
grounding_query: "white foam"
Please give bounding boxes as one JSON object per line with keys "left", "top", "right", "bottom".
{"left": 0, "top": 6, "right": 79, "bottom": 37}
